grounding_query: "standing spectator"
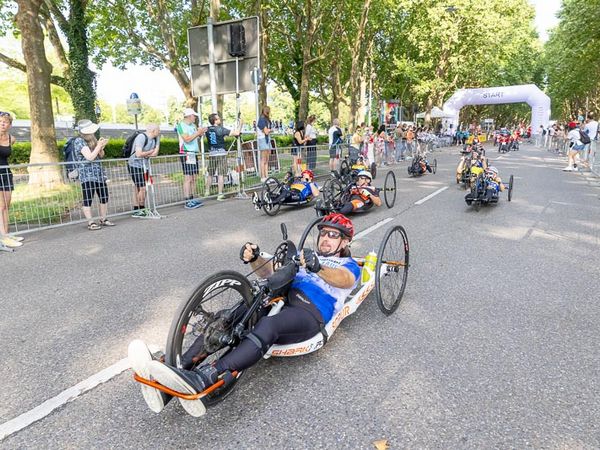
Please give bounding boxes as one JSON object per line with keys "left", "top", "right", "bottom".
{"left": 292, "top": 121, "right": 308, "bottom": 176}
{"left": 305, "top": 115, "right": 318, "bottom": 170}
{"left": 564, "top": 122, "right": 584, "bottom": 171}
{"left": 256, "top": 106, "right": 272, "bottom": 182}
{"left": 406, "top": 125, "right": 415, "bottom": 157}
{"left": 73, "top": 120, "right": 114, "bottom": 230}
{"left": 176, "top": 108, "right": 206, "bottom": 209}
{"left": 583, "top": 113, "right": 598, "bottom": 167}
{"left": 375, "top": 125, "right": 387, "bottom": 166}
{"left": 328, "top": 118, "right": 343, "bottom": 171}
{"left": 536, "top": 125, "right": 544, "bottom": 147}
{"left": 128, "top": 124, "right": 160, "bottom": 217}
{"left": 205, "top": 113, "right": 242, "bottom": 201}
{"left": 394, "top": 123, "right": 406, "bottom": 162}
{"left": 0, "top": 111, "right": 22, "bottom": 248}
{"left": 548, "top": 124, "right": 556, "bottom": 149}
{"left": 350, "top": 124, "right": 364, "bottom": 162}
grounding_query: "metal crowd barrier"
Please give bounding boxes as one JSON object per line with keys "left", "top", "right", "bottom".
{"left": 1, "top": 143, "right": 340, "bottom": 235}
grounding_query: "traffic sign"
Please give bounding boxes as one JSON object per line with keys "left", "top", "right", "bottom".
{"left": 127, "top": 97, "right": 142, "bottom": 116}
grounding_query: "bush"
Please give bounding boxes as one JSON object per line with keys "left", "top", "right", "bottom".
{"left": 9, "top": 134, "right": 329, "bottom": 165}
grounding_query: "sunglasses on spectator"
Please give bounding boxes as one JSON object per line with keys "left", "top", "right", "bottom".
{"left": 319, "top": 229, "right": 342, "bottom": 239}
{"left": 0, "top": 111, "right": 10, "bottom": 117}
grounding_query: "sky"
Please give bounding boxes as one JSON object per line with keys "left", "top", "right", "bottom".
{"left": 1, "top": 1, "right": 562, "bottom": 110}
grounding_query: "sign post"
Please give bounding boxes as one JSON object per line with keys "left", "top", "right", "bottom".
{"left": 126, "top": 93, "right": 142, "bottom": 130}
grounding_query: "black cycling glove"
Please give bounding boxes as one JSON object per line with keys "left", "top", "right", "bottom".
{"left": 303, "top": 248, "right": 321, "bottom": 273}
{"left": 240, "top": 242, "right": 260, "bottom": 264}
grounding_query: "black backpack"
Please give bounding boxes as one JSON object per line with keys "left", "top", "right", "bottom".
{"left": 122, "top": 131, "right": 148, "bottom": 158}
{"left": 579, "top": 129, "right": 591, "bottom": 145}
{"left": 62, "top": 137, "right": 78, "bottom": 180}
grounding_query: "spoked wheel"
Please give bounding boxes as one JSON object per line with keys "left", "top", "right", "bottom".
{"left": 432, "top": 159, "right": 437, "bottom": 174}
{"left": 261, "top": 177, "right": 282, "bottom": 216}
{"left": 321, "top": 178, "right": 344, "bottom": 211}
{"left": 165, "top": 271, "right": 255, "bottom": 406}
{"left": 508, "top": 174, "right": 514, "bottom": 202}
{"left": 383, "top": 170, "right": 397, "bottom": 208}
{"left": 370, "top": 162, "right": 377, "bottom": 180}
{"left": 299, "top": 216, "right": 323, "bottom": 250}
{"left": 375, "top": 226, "right": 409, "bottom": 315}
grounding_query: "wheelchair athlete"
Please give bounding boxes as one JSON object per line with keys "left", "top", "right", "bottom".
{"left": 338, "top": 170, "right": 382, "bottom": 214}
{"left": 465, "top": 165, "right": 505, "bottom": 204}
{"left": 253, "top": 169, "right": 319, "bottom": 210}
{"left": 128, "top": 213, "right": 360, "bottom": 414}
{"left": 457, "top": 150, "right": 487, "bottom": 183}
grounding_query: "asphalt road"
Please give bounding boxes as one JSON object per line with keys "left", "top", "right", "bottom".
{"left": 1, "top": 144, "right": 599, "bottom": 449}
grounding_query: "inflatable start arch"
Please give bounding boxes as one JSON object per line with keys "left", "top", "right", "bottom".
{"left": 442, "top": 84, "right": 551, "bottom": 131}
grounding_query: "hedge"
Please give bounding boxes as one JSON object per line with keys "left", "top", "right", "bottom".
{"left": 9, "top": 134, "right": 329, "bottom": 165}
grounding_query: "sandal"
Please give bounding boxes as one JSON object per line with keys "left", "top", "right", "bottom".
{"left": 88, "top": 222, "right": 101, "bottom": 231}
{"left": 99, "top": 219, "right": 115, "bottom": 227}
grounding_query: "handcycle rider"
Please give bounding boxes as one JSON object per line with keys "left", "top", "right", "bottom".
{"left": 129, "top": 213, "right": 360, "bottom": 414}
{"left": 252, "top": 169, "right": 319, "bottom": 210}
{"left": 338, "top": 170, "right": 382, "bottom": 214}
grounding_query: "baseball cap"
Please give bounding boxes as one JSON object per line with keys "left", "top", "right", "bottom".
{"left": 183, "top": 108, "right": 199, "bottom": 117}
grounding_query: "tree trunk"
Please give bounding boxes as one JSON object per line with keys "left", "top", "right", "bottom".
{"left": 424, "top": 97, "right": 433, "bottom": 124}
{"left": 16, "top": 0, "right": 63, "bottom": 188}
{"left": 298, "top": 65, "right": 311, "bottom": 122}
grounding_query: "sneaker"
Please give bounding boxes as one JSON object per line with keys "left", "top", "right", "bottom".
{"left": 127, "top": 340, "right": 167, "bottom": 413}
{"left": 216, "top": 194, "right": 227, "bottom": 201}
{"left": 192, "top": 199, "right": 204, "bottom": 207}
{"left": 8, "top": 235, "right": 24, "bottom": 242}
{"left": 147, "top": 361, "right": 219, "bottom": 417}
{"left": 1, "top": 236, "right": 22, "bottom": 248}
{"left": 260, "top": 177, "right": 267, "bottom": 182}
{"left": 184, "top": 200, "right": 202, "bottom": 209}
{"left": 562, "top": 166, "right": 573, "bottom": 171}
{"left": 131, "top": 209, "right": 148, "bottom": 218}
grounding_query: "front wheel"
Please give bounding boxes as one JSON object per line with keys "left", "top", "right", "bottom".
{"left": 165, "top": 270, "right": 255, "bottom": 406}
{"left": 375, "top": 226, "right": 409, "bottom": 315}
{"left": 370, "top": 162, "right": 377, "bottom": 180}
{"left": 383, "top": 170, "right": 397, "bottom": 208}
{"left": 261, "top": 177, "right": 282, "bottom": 216}
{"left": 432, "top": 159, "right": 437, "bottom": 174}
{"left": 508, "top": 174, "right": 514, "bottom": 201}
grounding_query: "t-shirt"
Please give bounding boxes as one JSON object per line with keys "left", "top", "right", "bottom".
{"left": 128, "top": 133, "right": 158, "bottom": 168}
{"left": 257, "top": 116, "right": 271, "bottom": 142}
{"left": 290, "top": 255, "right": 360, "bottom": 323}
{"left": 206, "top": 125, "right": 230, "bottom": 155}
{"left": 585, "top": 120, "right": 598, "bottom": 141}
{"left": 289, "top": 181, "right": 318, "bottom": 201}
{"left": 305, "top": 123, "right": 317, "bottom": 140}
{"left": 176, "top": 122, "right": 200, "bottom": 154}
{"left": 328, "top": 126, "right": 343, "bottom": 147}
{"left": 568, "top": 128, "right": 582, "bottom": 146}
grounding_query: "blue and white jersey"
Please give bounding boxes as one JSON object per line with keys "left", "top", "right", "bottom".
{"left": 290, "top": 181, "right": 318, "bottom": 201}
{"left": 291, "top": 255, "right": 360, "bottom": 323}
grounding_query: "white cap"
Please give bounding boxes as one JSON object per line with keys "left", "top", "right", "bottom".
{"left": 183, "top": 108, "right": 199, "bottom": 117}
{"left": 78, "top": 119, "right": 99, "bottom": 135}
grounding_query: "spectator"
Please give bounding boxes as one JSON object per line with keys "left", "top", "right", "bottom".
{"left": 375, "top": 124, "right": 387, "bottom": 166}
{"left": 406, "top": 125, "right": 415, "bottom": 156}
{"left": 256, "top": 106, "right": 272, "bottom": 182}
{"left": 176, "top": 108, "right": 206, "bottom": 209}
{"left": 536, "top": 125, "right": 544, "bottom": 147}
{"left": 128, "top": 124, "right": 160, "bottom": 218}
{"left": 292, "top": 121, "right": 308, "bottom": 176}
{"left": 305, "top": 115, "right": 318, "bottom": 170}
{"left": 394, "top": 123, "right": 406, "bottom": 162}
{"left": 73, "top": 120, "right": 114, "bottom": 230}
{"left": 583, "top": 113, "right": 598, "bottom": 167}
{"left": 328, "top": 118, "right": 343, "bottom": 171}
{"left": 0, "top": 111, "right": 22, "bottom": 248}
{"left": 564, "top": 122, "right": 584, "bottom": 171}
{"left": 206, "top": 113, "right": 242, "bottom": 201}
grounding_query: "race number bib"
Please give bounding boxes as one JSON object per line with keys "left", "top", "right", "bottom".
{"left": 185, "top": 152, "right": 197, "bottom": 165}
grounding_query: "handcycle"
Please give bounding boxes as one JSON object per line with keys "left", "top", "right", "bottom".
{"left": 465, "top": 172, "right": 514, "bottom": 210}
{"left": 407, "top": 152, "right": 437, "bottom": 177}
{"left": 336, "top": 154, "right": 378, "bottom": 185}
{"left": 253, "top": 171, "right": 317, "bottom": 216}
{"left": 132, "top": 220, "right": 410, "bottom": 416}
{"left": 315, "top": 170, "right": 397, "bottom": 216}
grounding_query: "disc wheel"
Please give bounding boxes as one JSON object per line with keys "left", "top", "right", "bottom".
{"left": 432, "top": 159, "right": 437, "bottom": 174}
{"left": 165, "top": 271, "right": 255, "bottom": 406}
{"left": 383, "top": 170, "right": 396, "bottom": 208}
{"left": 375, "top": 226, "right": 409, "bottom": 315}
{"left": 508, "top": 174, "right": 514, "bottom": 202}
{"left": 261, "top": 177, "right": 282, "bottom": 216}
{"left": 370, "top": 162, "right": 377, "bottom": 180}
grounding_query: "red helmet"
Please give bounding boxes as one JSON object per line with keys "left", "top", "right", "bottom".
{"left": 318, "top": 213, "right": 354, "bottom": 239}
{"left": 301, "top": 169, "right": 314, "bottom": 179}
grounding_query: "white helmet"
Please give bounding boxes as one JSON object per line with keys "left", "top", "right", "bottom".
{"left": 487, "top": 166, "right": 499, "bottom": 175}
{"left": 356, "top": 170, "right": 372, "bottom": 180}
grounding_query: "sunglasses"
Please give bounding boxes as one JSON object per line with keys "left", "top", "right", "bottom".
{"left": 319, "top": 229, "right": 342, "bottom": 239}
{"left": 0, "top": 111, "right": 11, "bottom": 117}
{"left": 358, "top": 176, "right": 370, "bottom": 181}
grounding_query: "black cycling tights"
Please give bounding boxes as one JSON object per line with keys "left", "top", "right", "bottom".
{"left": 215, "top": 304, "right": 321, "bottom": 373}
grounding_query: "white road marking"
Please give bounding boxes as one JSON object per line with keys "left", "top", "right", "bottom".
{"left": 0, "top": 344, "right": 162, "bottom": 441}
{"left": 414, "top": 187, "right": 448, "bottom": 205}
{"left": 353, "top": 217, "right": 394, "bottom": 241}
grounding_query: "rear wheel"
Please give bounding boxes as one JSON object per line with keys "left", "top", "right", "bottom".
{"left": 165, "top": 271, "right": 255, "bottom": 406}
{"left": 508, "top": 175, "right": 514, "bottom": 201}
{"left": 383, "top": 171, "right": 397, "bottom": 208}
{"left": 370, "top": 162, "right": 377, "bottom": 180}
{"left": 261, "top": 177, "right": 282, "bottom": 216}
{"left": 375, "top": 226, "right": 409, "bottom": 315}
{"left": 432, "top": 159, "right": 437, "bottom": 174}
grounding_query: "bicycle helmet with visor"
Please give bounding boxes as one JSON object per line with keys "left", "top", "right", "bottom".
{"left": 317, "top": 213, "right": 354, "bottom": 239}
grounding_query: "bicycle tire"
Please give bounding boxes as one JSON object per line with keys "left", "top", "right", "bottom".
{"left": 375, "top": 226, "right": 409, "bottom": 315}
{"left": 384, "top": 170, "right": 396, "bottom": 208}
{"left": 261, "top": 177, "right": 282, "bottom": 216}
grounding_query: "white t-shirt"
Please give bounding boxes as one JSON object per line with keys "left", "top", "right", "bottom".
{"left": 568, "top": 129, "right": 582, "bottom": 146}
{"left": 585, "top": 120, "right": 598, "bottom": 141}
{"left": 549, "top": 127, "right": 556, "bottom": 136}
{"left": 305, "top": 124, "right": 317, "bottom": 140}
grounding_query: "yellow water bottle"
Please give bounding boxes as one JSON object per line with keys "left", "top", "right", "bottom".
{"left": 361, "top": 251, "right": 378, "bottom": 284}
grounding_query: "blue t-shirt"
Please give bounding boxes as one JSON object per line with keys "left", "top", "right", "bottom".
{"left": 257, "top": 116, "right": 271, "bottom": 143}
{"left": 177, "top": 122, "right": 200, "bottom": 154}
{"left": 291, "top": 255, "right": 360, "bottom": 323}
{"left": 289, "top": 181, "right": 318, "bottom": 201}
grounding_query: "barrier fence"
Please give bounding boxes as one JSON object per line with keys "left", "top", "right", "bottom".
{"left": 0, "top": 143, "right": 345, "bottom": 236}
{"left": 539, "top": 136, "right": 599, "bottom": 175}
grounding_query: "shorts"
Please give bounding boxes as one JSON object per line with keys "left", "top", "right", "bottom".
{"left": 208, "top": 154, "right": 227, "bottom": 176}
{"left": 329, "top": 145, "right": 340, "bottom": 159}
{"left": 81, "top": 181, "right": 109, "bottom": 207}
{"left": 291, "top": 146, "right": 301, "bottom": 156}
{"left": 258, "top": 138, "right": 270, "bottom": 151}
{"left": 0, "top": 168, "right": 14, "bottom": 191}
{"left": 180, "top": 154, "right": 199, "bottom": 176}
{"left": 128, "top": 165, "right": 146, "bottom": 188}
{"left": 572, "top": 144, "right": 585, "bottom": 152}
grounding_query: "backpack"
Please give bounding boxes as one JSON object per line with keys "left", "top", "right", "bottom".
{"left": 62, "top": 137, "right": 78, "bottom": 180}
{"left": 122, "top": 131, "right": 148, "bottom": 158}
{"left": 579, "top": 129, "right": 591, "bottom": 145}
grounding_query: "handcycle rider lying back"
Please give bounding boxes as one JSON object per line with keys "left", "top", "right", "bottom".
{"left": 128, "top": 213, "right": 360, "bottom": 415}
{"left": 338, "top": 170, "right": 382, "bottom": 214}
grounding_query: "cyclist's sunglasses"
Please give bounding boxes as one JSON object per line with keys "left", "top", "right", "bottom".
{"left": 358, "top": 176, "right": 370, "bottom": 181}
{"left": 319, "top": 229, "right": 342, "bottom": 239}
